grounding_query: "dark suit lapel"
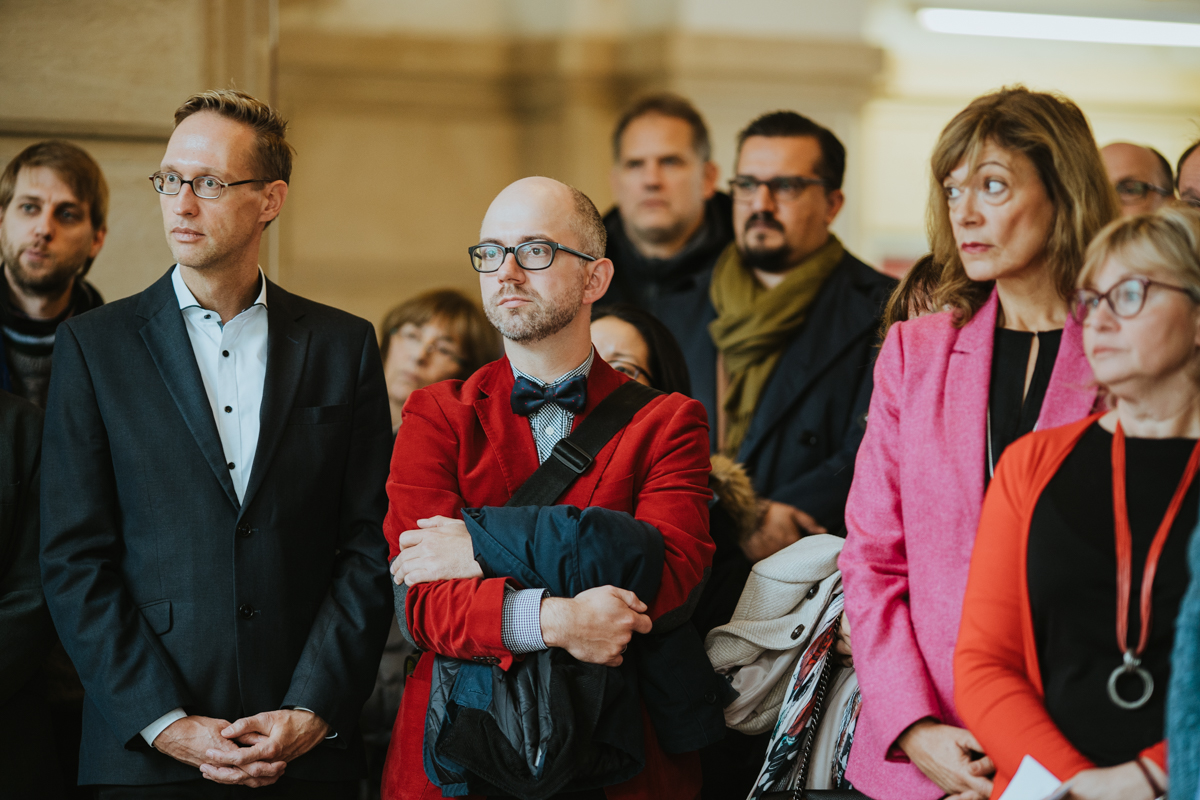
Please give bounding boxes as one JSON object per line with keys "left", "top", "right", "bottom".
{"left": 240, "top": 283, "right": 310, "bottom": 515}
{"left": 737, "top": 264, "right": 876, "bottom": 463}
{"left": 137, "top": 269, "right": 239, "bottom": 508}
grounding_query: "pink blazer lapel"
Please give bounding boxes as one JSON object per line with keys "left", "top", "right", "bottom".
{"left": 1038, "top": 312, "right": 1098, "bottom": 430}
{"left": 944, "top": 291, "right": 999, "bottom": 513}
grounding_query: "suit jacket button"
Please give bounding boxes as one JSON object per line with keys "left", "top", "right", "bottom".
{"left": 238, "top": 604, "right": 255, "bottom": 619}
{"left": 704, "top": 691, "right": 718, "bottom": 705}
{"left": 236, "top": 524, "right": 252, "bottom": 538}
{"left": 488, "top": 657, "right": 500, "bottom": 665}
{"left": 806, "top": 584, "right": 819, "bottom": 599}
{"left": 791, "top": 624, "right": 805, "bottom": 640}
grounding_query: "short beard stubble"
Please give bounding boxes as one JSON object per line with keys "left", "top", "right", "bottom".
{"left": 0, "top": 237, "right": 86, "bottom": 300}
{"left": 485, "top": 280, "right": 586, "bottom": 345}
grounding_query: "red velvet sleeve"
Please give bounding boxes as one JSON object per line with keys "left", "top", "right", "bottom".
{"left": 635, "top": 397, "right": 715, "bottom": 621}
{"left": 384, "top": 390, "right": 512, "bottom": 668}
{"left": 954, "top": 438, "right": 1095, "bottom": 789}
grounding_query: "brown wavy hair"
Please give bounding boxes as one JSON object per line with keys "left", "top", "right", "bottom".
{"left": 927, "top": 86, "right": 1120, "bottom": 326}
{"left": 380, "top": 288, "right": 501, "bottom": 379}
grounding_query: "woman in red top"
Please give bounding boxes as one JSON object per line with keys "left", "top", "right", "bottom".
{"left": 955, "top": 206, "right": 1200, "bottom": 799}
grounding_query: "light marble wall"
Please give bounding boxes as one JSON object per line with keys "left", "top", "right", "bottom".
{"left": 0, "top": 0, "right": 274, "bottom": 303}
{"left": 6, "top": 0, "right": 1200, "bottom": 324}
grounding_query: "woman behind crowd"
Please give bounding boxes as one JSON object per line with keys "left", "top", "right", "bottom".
{"left": 379, "top": 288, "right": 499, "bottom": 431}
{"left": 839, "top": 87, "right": 1119, "bottom": 800}
{"left": 591, "top": 304, "right": 765, "bottom": 799}
{"left": 955, "top": 206, "right": 1200, "bottom": 799}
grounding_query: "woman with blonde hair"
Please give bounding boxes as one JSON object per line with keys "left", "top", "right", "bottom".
{"left": 839, "top": 87, "right": 1120, "bottom": 800}
{"left": 955, "top": 205, "right": 1200, "bottom": 799}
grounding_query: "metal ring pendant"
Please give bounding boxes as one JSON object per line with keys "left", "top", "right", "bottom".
{"left": 1107, "top": 651, "right": 1154, "bottom": 710}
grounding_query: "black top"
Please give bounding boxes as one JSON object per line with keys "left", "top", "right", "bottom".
{"left": 988, "top": 329, "right": 1062, "bottom": 482}
{"left": 1028, "top": 422, "right": 1199, "bottom": 765}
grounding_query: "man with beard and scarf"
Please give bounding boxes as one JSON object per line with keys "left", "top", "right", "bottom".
{"left": 0, "top": 141, "right": 107, "bottom": 408}
{"left": 600, "top": 95, "right": 732, "bottom": 407}
{"left": 708, "top": 111, "right": 895, "bottom": 561}
{"left": 380, "top": 176, "right": 716, "bottom": 800}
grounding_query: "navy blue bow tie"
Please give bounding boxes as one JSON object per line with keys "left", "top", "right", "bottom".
{"left": 510, "top": 373, "right": 588, "bottom": 416}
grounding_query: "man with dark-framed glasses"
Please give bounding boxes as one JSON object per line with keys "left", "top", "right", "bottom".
{"left": 1101, "top": 142, "right": 1175, "bottom": 216}
{"left": 39, "top": 88, "right": 393, "bottom": 798}
{"left": 379, "top": 176, "right": 721, "bottom": 799}
{"left": 708, "top": 111, "right": 895, "bottom": 561}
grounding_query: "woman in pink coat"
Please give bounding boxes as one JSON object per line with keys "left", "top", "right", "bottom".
{"left": 839, "top": 87, "right": 1120, "bottom": 800}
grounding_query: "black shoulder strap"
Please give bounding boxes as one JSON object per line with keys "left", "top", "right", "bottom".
{"left": 505, "top": 380, "right": 661, "bottom": 508}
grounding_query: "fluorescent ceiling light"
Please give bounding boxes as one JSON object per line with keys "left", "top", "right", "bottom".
{"left": 918, "top": 7, "right": 1200, "bottom": 47}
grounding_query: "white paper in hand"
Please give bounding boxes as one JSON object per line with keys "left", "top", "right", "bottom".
{"left": 996, "top": 755, "right": 1063, "bottom": 800}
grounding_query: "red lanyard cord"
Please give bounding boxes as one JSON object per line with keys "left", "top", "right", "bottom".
{"left": 1112, "top": 421, "right": 1200, "bottom": 658}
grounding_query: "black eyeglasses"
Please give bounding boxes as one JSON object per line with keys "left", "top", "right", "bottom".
{"left": 729, "top": 175, "right": 827, "bottom": 203}
{"left": 469, "top": 240, "right": 596, "bottom": 273}
{"left": 1072, "top": 276, "right": 1198, "bottom": 323}
{"left": 1114, "top": 179, "right": 1172, "bottom": 204}
{"left": 149, "top": 171, "right": 271, "bottom": 200}
{"left": 608, "top": 360, "right": 652, "bottom": 383}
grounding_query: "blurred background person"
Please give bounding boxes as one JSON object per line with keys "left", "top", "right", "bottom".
{"left": 591, "top": 302, "right": 763, "bottom": 800}
{"left": 361, "top": 287, "right": 499, "bottom": 798}
{"left": 0, "top": 391, "right": 59, "bottom": 797}
{"left": 710, "top": 111, "right": 895, "bottom": 560}
{"left": 0, "top": 139, "right": 109, "bottom": 800}
{"left": 879, "top": 253, "right": 943, "bottom": 333}
{"left": 0, "top": 141, "right": 107, "bottom": 407}
{"left": 1100, "top": 142, "right": 1174, "bottom": 215}
{"left": 840, "top": 86, "right": 1120, "bottom": 800}
{"left": 379, "top": 288, "right": 499, "bottom": 432}
{"left": 1178, "top": 139, "right": 1200, "bottom": 209}
{"left": 956, "top": 206, "right": 1200, "bottom": 800}
{"left": 601, "top": 94, "right": 730, "bottom": 411}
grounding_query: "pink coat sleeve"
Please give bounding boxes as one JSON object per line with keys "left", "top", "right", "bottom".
{"left": 840, "top": 324, "right": 944, "bottom": 761}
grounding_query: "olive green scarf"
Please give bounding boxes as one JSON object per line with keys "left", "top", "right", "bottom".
{"left": 709, "top": 235, "right": 844, "bottom": 455}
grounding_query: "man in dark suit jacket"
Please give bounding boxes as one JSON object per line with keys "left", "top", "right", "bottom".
{"left": 39, "top": 90, "right": 393, "bottom": 797}
{"left": 705, "top": 111, "right": 896, "bottom": 559}
{"left": 0, "top": 391, "right": 63, "bottom": 796}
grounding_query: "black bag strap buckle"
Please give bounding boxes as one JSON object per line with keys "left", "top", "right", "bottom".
{"left": 550, "top": 438, "right": 592, "bottom": 475}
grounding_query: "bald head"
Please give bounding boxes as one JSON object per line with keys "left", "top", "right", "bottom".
{"left": 1101, "top": 142, "right": 1174, "bottom": 215}
{"left": 482, "top": 177, "right": 606, "bottom": 259}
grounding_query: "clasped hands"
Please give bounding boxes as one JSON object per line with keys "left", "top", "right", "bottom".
{"left": 392, "top": 515, "right": 652, "bottom": 667}
{"left": 154, "top": 708, "right": 330, "bottom": 787}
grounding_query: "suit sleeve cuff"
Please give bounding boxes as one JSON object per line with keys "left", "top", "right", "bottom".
{"left": 141, "top": 707, "right": 187, "bottom": 747}
{"left": 500, "top": 587, "right": 549, "bottom": 654}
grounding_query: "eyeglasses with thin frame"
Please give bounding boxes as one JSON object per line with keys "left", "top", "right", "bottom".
{"left": 469, "top": 240, "right": 596, "bottom": 273}
{"left": 729, "top": 175, "right": 828, "bottom": 204}
{"left": 1071, "top": 276, "right": 1198, "bottom": 323}
{"left": 1114, "top": 179, "right": 1172, "bottom": 204}
{"left": 608, "top": 360, "right": 653, "bottom": 383}
{"left": 149, "top": 171, "right": 271, "bottom": 200}
{"left": 390, "top": 324, "right": 464, "bottom": 366}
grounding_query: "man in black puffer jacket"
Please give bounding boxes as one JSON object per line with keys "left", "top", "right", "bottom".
{"left": 600, "top": 93, "right": 733, "bottom": 413}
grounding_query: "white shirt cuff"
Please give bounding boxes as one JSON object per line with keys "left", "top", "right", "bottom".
{"left": 501, "top": 587, "right": 549, "bottom": 654}
{"left": 141, "top": 707, "right": 187, "bottom": 747}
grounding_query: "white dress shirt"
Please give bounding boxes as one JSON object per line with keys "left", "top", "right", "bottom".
{"left": 139, "top": 265, "right": 268, "bottom": 747}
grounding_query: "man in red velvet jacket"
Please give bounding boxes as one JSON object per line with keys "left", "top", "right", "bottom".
{"left": 379, "top": 177, "right": 714, "bottom": 800}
